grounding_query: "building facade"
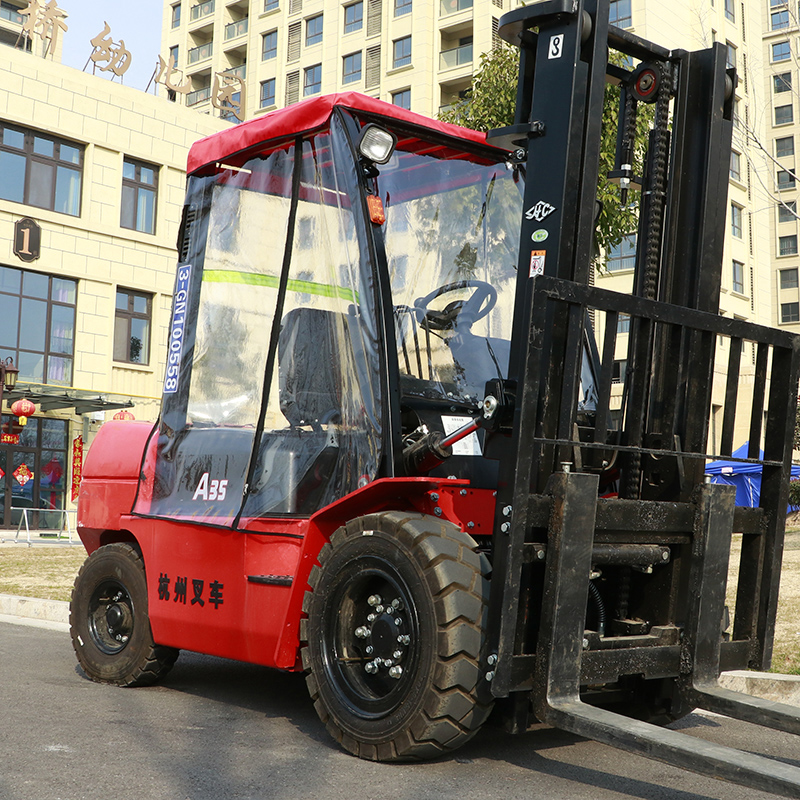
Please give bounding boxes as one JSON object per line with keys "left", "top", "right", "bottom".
{"left": 0, "top": 41, "right": 225, "bottom": 529}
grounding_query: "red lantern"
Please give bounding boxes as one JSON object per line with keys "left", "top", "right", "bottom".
{"left": 113, "top": 410, "right": 135, "bottom": 421}
{"left": 10, "top": 397, "right": 35, "bottom": 427}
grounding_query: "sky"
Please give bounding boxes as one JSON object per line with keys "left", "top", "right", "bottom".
{"left": 59, "top": 0, "right": 166, "bottom": 94}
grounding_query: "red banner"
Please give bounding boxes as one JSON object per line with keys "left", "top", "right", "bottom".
{"left": 1, "top": 432, "right": 19, "bottom": 445}
{"left": 71, "top": 435, "right": 83, "bottom": 502}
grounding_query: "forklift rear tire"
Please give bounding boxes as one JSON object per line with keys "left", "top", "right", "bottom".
{"left": 70, "top": 542, "right": 178, "bottom": 687}
{"left": 302, "top": 511, "right": 493, "bottom": 761}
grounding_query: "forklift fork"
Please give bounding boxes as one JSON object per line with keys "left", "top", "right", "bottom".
{"left": 534, "top": 471, "right": 800, "bottom": 797}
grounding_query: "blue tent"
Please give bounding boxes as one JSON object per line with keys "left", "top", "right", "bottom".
{"left": 706, "top": 442, "right": 800, "bottom": 509}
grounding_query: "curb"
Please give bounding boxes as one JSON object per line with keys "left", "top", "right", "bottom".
{"left": 0, "top": 593, "right": 70, "bottom": 625}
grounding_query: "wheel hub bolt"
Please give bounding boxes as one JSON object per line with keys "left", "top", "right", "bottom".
{"left": 365, "top": 661, "right": 379, "bottom": 674}
{"left": 374, "top": 604, "right": 384, "bottom": 614}
{"left": 383, "top": 658, "right": 393, "bottom": 667}
{"left": 391, "top": 598, "right": 404, "bottom": 611}
{"left": 355, "top": 626, "right": 369, "bottom": 639}
{"left": 367, "top": 613, "right": 376, "bottom": 622}
{"left": 393, "top": 650, "right": 402, "bottom": 660}
{"left": 398, "top": 634, "right": 411, "bottom": 646}
{"left": 388, "top": 666, "right": 403, "bottom": 679}
{"left": 394, "top": 618, "right": 403, "bottom": 626}
{"left": 367, "top": 595, "right": 382, "bottom": 607}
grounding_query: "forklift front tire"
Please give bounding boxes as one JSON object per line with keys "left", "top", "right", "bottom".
{"left": 302, "top": 511, "right": 493, "bottom": 761}
{"left": 70, "top": 542, "right": 178, "bottom": 687}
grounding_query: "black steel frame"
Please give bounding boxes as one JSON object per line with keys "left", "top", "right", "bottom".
{"left": 483, "top": 0, "right": 800, "bottom": 794}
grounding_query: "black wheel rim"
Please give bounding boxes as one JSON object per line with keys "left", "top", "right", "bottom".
{"left": 87, "top": 578, "right": 135, "bottom": 655}
{"left": 321, "top": 555, "right": 421, "bottom": 720}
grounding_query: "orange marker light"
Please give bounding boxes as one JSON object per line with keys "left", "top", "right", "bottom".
{"left": 366, "top": 194, "right": 385, "bottom": 225}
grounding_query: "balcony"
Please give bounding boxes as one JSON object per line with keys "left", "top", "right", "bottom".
{"left": 188, "top": 41, "right": 213, "bottom": 64}
{"left": 190, "top": 0, "right": 215, "bottom": 21}
{"left": 439, "top": 42, "right": 472, "bottom": 70}
{"left": 225, "top": 64, "right": 246, "bottom": 80}
{"left": 0, "top": 2, "right": 23, "bottom": 25}
{"left": 440, "top": 0, "right": 472, "bottom": 16}
{"left": 224, "top": 17, "right": 248, "bottom": 40}
{"left": 186, "top": 86, "right": 211, "bottom": 106}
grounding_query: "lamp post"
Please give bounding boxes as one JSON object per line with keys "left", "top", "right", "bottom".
{"left": 0, "top": 357, "right": 19, "bottom": 419}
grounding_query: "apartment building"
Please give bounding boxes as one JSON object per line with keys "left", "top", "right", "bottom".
{"left": 0, "top": 34, "right": 225, "bottom": 529}
{"left": 161, "top": 0, "right": 518, "bottom": 120}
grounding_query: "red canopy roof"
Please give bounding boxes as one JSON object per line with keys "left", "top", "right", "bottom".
{"left": 186, "top": 92, "right": 501, "bottom": 175}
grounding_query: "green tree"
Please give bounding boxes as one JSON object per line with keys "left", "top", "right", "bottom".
{"left": 440, "top": 43, "right": 651, "bottom": 254}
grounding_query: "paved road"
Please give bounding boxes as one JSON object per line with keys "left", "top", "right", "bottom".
{"left": 1, "top": 619, "right": 798, "bottom": 800}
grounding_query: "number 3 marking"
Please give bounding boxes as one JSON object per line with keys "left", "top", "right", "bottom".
{"left": 549, "top": 34, "right": 564, "bottom": 59}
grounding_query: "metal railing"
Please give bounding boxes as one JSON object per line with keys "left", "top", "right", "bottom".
{"left": 439, "top": 42, "right": 472, "bottom": 70}
{"left": 188, "top": 41, "right": 213, "bottom": 64}
{"left": 2, "top": 507, "right": 77, "bottom": 545}
{"left": 224, "top": 18, "right": 248, "bottom": 40}
{"left": 190, "top": 0, "right": 215, "bottom": 21}
{"left": 186, "top": 86, "right": 211, "bottom": 106}
{"left": 226, "top": 64, "right": 246, "bottom": 79}
{"left": 0, "top": 2, "right": 24, "bottom": 24}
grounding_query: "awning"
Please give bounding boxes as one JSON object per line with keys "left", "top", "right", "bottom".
{"left": 3, "top": 384, "right": 135, "bottom": 415}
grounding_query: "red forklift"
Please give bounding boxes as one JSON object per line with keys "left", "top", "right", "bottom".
{"left": 71, "top": 0, "right": 800, "bottom": 793}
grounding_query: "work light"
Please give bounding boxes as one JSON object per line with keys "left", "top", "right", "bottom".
{"left": 357, "top": 124, "right": 397, "bottom": 165}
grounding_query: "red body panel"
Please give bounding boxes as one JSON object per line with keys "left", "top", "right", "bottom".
{"left": 78, "top": 423, "right": 497, "bottom": 671}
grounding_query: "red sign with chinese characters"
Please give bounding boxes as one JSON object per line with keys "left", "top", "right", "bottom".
{"left": 71, "top": 436, "right": 83, "bottom": 501}
{"left": 1, "top": 432, "right": 19, "bottom": 445}
{"left": 14, "top": 463, "right": 33, "bottom": 487}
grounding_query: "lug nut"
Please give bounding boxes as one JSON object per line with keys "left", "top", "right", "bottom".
{"left": 398, "top": 634, "right": 411, "bottom": 646}
{"left": 367, "top": 613, "right": 376, "bottom": 622}
{"left": 503, "top": 505, "right": 512, "bottom": 517}
{"left": 366, "top": 646, "right": 373, "bottom": 654}
{"left": 485, "top": 671, "right": 495, "bottom": 682}
{"left": 391, "top": 598, "right": 404, "bottom": 611}
{"left": 368, "top": 595, "right": 382, "bottom": 607}
{"left": 365, "top": 661, "right": 379, "bottom": 674}
{"left": 355, "top": 626, "right": 369, "bottom": 639}
{"left": 383, "top": 658, "right": 393, "bottom": 667}
{"left": 388, "top": 666, "right": 403, "bottom": 679}
{"left": 394, "top": 617, "right": 403, "bottom": 626}
{"left": 487, "top": 654, "right": 497, "bottom": 666}
{"left": 393, "top": 650, "right": 402, "bottom": 659}
{"left": 374, "top": 605, "right": 384, "bottom": 614}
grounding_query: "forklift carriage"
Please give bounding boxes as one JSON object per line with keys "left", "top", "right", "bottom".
{"left": 71, "top": 0, "right": 800, "bottom": 793}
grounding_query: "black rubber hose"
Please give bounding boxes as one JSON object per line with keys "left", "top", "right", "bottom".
{"left": 587, "top": 579, "right": 607, "bottom": 637}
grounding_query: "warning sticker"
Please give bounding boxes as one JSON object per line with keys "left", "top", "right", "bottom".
{"left": 529, "top": 250, "right": 546, "bottom": 277}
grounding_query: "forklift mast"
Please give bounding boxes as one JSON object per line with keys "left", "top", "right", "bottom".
{"left": 480, "top": 1, "right": 800, "bottom": 794}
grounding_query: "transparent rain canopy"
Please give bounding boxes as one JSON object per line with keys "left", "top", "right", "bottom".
{"left": 136, "top": 119, "right": 382, "bottom": 524}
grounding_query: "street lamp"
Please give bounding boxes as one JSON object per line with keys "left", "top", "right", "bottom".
{"left": 0, "top": 356, "right": 19, "bottom": 413}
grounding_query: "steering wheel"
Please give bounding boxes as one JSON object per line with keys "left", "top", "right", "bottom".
{"left": 413, "top": 280, "right": 497, "bottom": 332}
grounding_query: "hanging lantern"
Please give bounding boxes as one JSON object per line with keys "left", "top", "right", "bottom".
{"left": 113, "top": 410, "right": 135, "bottom": 421}
{"left": 10, "top": 397, "right": 35, "bottom": 427}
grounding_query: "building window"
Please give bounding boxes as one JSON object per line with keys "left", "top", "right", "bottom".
{"left": 730, "top": 203, "right": 742, "bottom": 237}
{"left": 0, "top": 266, "right": 76, "bottom": 385}
{"left": 343, "top": 51, "right": 362, "bottom": 84}
{"left": 609, "top": 0, "right": 632, "bottom": 28}
{"left": 392, "top": 88, "right": 411, "bottom": 109}
{"left": 264, "top": 0, "right": 279, "bottom": 10}
{"left": 612, "top": 359, "right": 627, "bottom": 384}
{"left": 393, "top": 35, "right": 412, "bottom": 68}
{"left": 121, "top": 158, "right": 158, "bottom": 235}
{"left": 114, "top": 289, "right": 151, "bottom": 365}
{"left": 617, "top": 313, "right": 630, "bottom": 334}
{"left": 169, "top": 44, "right": 179, "bottom": 67}
{"left": 778, "top": 169, "right": 796, "bottom": 190}
{"left": 781, "top": 301, "right": 800, "bottom": 323}
{"left": 304, "top": 63, "right": 322, "bottom": 95}
{"left": 732, "top": 260, "right": 745, "bottom": 294}
{"left": 774, "top": 72, "right": 792, "bottom": 94}
{"left": 776, "top": 136, "right": 795, "bottom": 158}
{"left": 260, "top": 78, "right": 276, "bottom": 108}
{"left": 0, "top": 124, "right": 83, "bottom": 217}
{"left": 779, "top": 234, "right": 798, "bottom": 256}
{"left": 772, "top": 9, "right": 789, "bottom": 30}
{"left": 726, "top": 42, "right": 736, "bottom": 70}
{"left": 780, "top": 267, "right": 799, "bottom": 290}
{"left": 773, "top": 41, "right": 791, "bottom": 62}
{"left": 262, "top": 30, "right": 277, "bottom": 60}
{"left": 306, "top": 14, "right": 323, "bottom": 45}
{"left": 724, "top": 0, "right": 734, "bottom": 22}
{"left": 730, "top": 150, "right": 742, "bottom": 182}
{"left": 395, "top": 0, "right": 412, "bottom": 16}
{"left": 606, "top": 234, "right": 636, "bottom": 272}
{"left": 344, "top": 1, "right": 363, "bottom": 33}
{"left": 779, "top": 201, "right": 797, "bottom": 223}
{"left": 775, "top": 104, "right": 794, "bottom": 125}
{"left": 171, "top": 3, "right": 181, "bottom": 27}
